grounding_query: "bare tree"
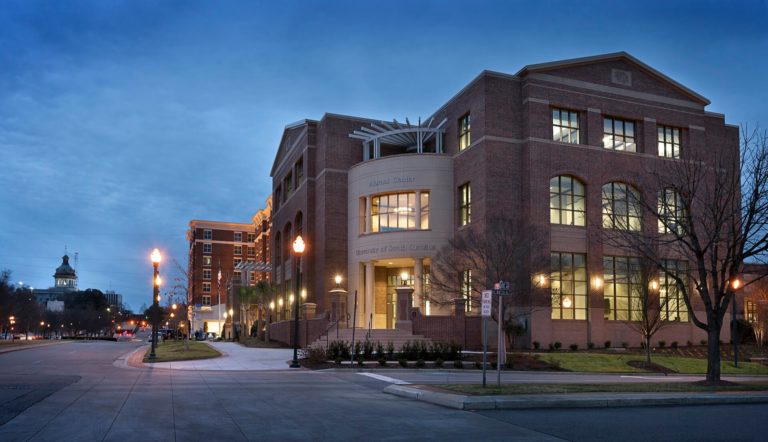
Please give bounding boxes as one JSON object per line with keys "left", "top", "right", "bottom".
{"left": 605, "top": 127, "right": 768, "bottom": 384}
{"left": 429, "top": 217, "right": 549, "bottom": 349}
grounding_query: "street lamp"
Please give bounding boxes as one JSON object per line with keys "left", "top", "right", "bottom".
{"left": 290, "top": 235, "right": 305, "bottom": 368}
{"left": 149, "top": 248, "right": 162, "bottom": 360}
{"left": 732, "top": 278, "right": 742, "bottom": 367}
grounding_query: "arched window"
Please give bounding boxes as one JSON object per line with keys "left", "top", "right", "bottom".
{"left": 602, "top": 182, "right": 641, "bottom": 231}
{"left": 549, "top": 176, "right": 586, "bottom": 226}
{"left": 274, "top": 231, "right": 282, "bottom": 263}
{"left": 658, "top": 188, "right": 686, "bottom": 234}
{"left": 295, "top": 212, "right": 303, "bottom": 237}
{"left": 283, "top": 223, "right": 292, "bottom": 259}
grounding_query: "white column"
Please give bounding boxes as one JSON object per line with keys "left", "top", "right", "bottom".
{"left": 414, "top": 258, "right": 423, "bottom": 311}
{"left": 365, "top": 262, "right": 375, "bottom": 329}
{"left": 365, "top": 196, "right": 372, "bottom": 233}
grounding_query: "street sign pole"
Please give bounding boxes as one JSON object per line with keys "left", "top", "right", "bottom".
{"left": 481, "top": 290, "right": 492, "bottom": 388}
{"left": 497, "top": 294, "right": 503, "bottom": 387}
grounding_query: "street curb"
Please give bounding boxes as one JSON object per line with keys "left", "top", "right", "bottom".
{"left": 382, "top": 384, "right": 768, "bottom": 410}
{"left": 0, "top": 340, "right": 72, "bottom": 355}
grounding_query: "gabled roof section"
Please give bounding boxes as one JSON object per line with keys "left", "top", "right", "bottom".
{"left": 516, "top": 51, "right": 710, "bottom": 106}
{"left": 270, "top": 119, "right": 317, "bottom": 177}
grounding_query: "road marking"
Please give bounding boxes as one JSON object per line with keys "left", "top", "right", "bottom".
{"left": 357, "top": 373, "right": 410, "bottom": 385}
{"left": 620, "top": 375, "right": 688, "bottom": 380}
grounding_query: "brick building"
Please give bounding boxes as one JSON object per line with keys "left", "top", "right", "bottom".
{"left": 187, "top": 196, "right": 271, "bottom": 337}
{"left": 268, "top": 52, "right": 741, "bottom": 348}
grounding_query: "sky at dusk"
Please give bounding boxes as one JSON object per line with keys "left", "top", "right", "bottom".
{"left": 1, "top": 0, "right": 767, "bottom": 311}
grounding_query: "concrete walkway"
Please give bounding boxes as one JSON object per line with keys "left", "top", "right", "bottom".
{"left": 129, "top": 341, "right": 296, "bottom": 371}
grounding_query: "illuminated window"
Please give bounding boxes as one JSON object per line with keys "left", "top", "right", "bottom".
{"left": 459, "top": 183, "right": 471, "bottom": 226}
{"left": 551, "top": 252, "right": 587, "bottom": 320}
{"left": 234, "top": 232, "right": 242, "bottom": 242}
{"left": 660, "top": 260, "right": 689, "bottom": 321}
{"left": 603, "top": 256, "right": 643, "bottom": 321}
{"left": 203, "top": 269, "right": 211, "bottom": 280}
{"left": 658, "top": 188, "right": 686, "bottom": 234}
{"left": 247, "top": 233, "right": 256, "bottom": 243}
{"left": 658, "top": 126, "right": 681, "bottom": 158}
{"left": 552, "top": 108, "right": 579, "bottom": 144}
{"left": 203, "top": 243, "right": 212, "bottom": 254}
{"left": 460, "top": 270, "right": 472, "bottom": 312}
{"left": 370, "top": 192, "right": 429, "bottom": 232}
{"left": 203, "top": 282, "right": 211, "bottom": 293}
{"left": 603, "top": 117, "right": 636, "bottom": 152}
{"left": 203, "top": 229, "right": 212, "bottom": 240}
{"left": 458, "top": 113, "right": 471, "bottom": 151}
{"left": 203, "top": 256, "right": 212, "bottom": 267}
{"left": 247, "top": 247, "right": 255, "bottom": 257}
{"left": 745, "top": 299, "right": 757, "bottom": 323}
{"left": 550, "top": 176, "right": 586, "bottom": 226}
{"left": 602, "top": 182, "right": 641, "bottom": 231}
{"left": 234, "top": 245, "right": 242, "bottom": 255}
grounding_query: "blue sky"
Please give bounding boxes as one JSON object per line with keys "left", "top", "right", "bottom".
{"left": 1, "top": 0, "right": 766, "bottom": 311}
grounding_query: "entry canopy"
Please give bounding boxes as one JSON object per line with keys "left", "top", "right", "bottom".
{"left": 350, "top": 117, "right": 447, "bottom": 160}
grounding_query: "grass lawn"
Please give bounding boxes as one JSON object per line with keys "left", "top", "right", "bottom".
{"left": 143, "top": 340, "right": 221, "bottom": 363}
{"left": 438, "top": 382, "right": 768, "bottom": 396}
{"left": 538, "top": 352, "right": 768, "bottom": 375}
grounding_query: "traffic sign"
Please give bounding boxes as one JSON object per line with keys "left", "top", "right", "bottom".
{"left": 481, "top": 290, "right": 492, "bottom": 317}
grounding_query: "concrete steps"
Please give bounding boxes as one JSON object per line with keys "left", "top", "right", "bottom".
{"left": 310, "top": 328, "right": 432, "bottom": 350}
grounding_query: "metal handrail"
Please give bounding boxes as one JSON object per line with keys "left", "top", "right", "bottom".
{"left": 321, "top": 319, "right": 340, "bottom": 348}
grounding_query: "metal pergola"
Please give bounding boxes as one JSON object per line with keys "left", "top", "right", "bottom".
{"left": 349, "top": 117, "right": 447, "bottom": 160}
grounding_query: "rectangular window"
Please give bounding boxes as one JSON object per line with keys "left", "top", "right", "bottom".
{"left": 203, "top": 229, "right": 212, "bottom": 240}
{"left": 296, "top": 158, "right": 304, "bottom": 183}
{"left": 420, "top": 192, "right": 430, "bottom": 230}
{"left": 233, "top": 270, "right": 242, "bottom": 284}
{"left": 247, "top": 247, "right": 255, "bottom": 257}
{"left": 460, "top": 270, "right": 472, "bottom": 312}
{"left": 203, "top": 256, "right": 212, "bottom": 267}
{"left": 661, "top": 260, "right": 689, "bottom": 321}
{"left": 603, "top": 117, "right": 636, "bottom": 152}
{"left": 603, "top": 256, "right": 642, "bottom": 321}
{"left": 370, "top": 192, "right": 428, "bottom": 232}
{"left": 745, "top": 299, "right": 757, "bottom": 323}
{"left": 552, "top": 108, "right": 579, "bottom": 144}
{"left": 550, "top": 176, "right": 586, "bottom": 226}
{"left": 458, "top": 113, "right": 471, "bottom": 151}
{"left": 203, "top": 282, "right": 211, "bottom": 293}
{"left": 459, "top": 183, "right": 471, "bottom": 226}
{"left": 249, "top": 271, "right": 256, "bottom": 284}
{"left": 234, "top": 245, "right": 242, "bottom": 255}
{"left": 658, "top": 126, "right": 681, "bottom": 158}
{"left": 284, "top": 172, "right": 293, "bottom": 196}
{"left": 203, "top": 243, "right": 212, "bottom": 254}
{"left": 234, "top": 258, "right": 242, "bottom": 267}
{"left": 234, "top": 232, "right": 242, "bottom": 242}
{"left": 247, "top": 233, "right": 256, "bottom": 243}
{"left": 203, "top": 269, "right": 212, "bottom": 280}
{"left": 551, "top": 252, "right": 588, "bottom": 320}
{"left": 202, "top": 295, "right": 212, "bottom": 306}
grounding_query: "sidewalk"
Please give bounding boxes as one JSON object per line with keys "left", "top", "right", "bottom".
{"left": 127, "top": 341, "right": 296, "bottom": 371}
{"left": 384, "top": 384, "right": 768, "bottom": 410}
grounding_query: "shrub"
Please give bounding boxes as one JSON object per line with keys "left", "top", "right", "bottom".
{"left": 604, "top": 340, "right": 611, "bottom": 349}
{"left": 378, "top": 358, "right": 387, "bottom": 367}
{"left": 305, "top": 346, "right": 327, "bottom": 364}
{"left": 357, "top": 356, "right": 364, "bottom": 366}
{"left": 687, "top": 340, "right": 694, "bottom": 347}
{"left": 362, "top": 340, "right": 375, "bottom": 359}
{"left": 375, "top": 341, "right": 385, "bottom": 358}
{"left": 334, "top": 356, "right": 342, "bottom": 365}
{"left": 548, "top": 342, "right": 555, "bottom": 351}
{"left": 621, "top": 342, "right": 628, "bottom": 349}
{"left": 569, "top": 344, "right": 578, "bottom": 351}
{"left": 415, "top": 359, "right": 426, "bottom": 368}
{"left": 400, "top": 341, "right": 419, "bottom": 360}
{"left": 587, "top": 342, "right": 595, "bottom": 350}
{"left": 671, "top": 341, "right": 678, "bottom": 349}
{"left": 453, "top": 360, "right": 463, "bottom": 369}
{"left": 658, "top": 340, "right": 666, "bottom": 348}
{"left": 700, "top": 339, "right": 707, "bottom": 346}
{"left": 353, "top": 341, "right": 362, "bottom": 359}
{"left": 554, "top": 342, "right": 562, "bottom": 350}
{"left": 398, "top": 358, "right": 408, "bottom": 368}
{"left": 386, "top": 341, "right": 396, "bottom": 360}
{"left": 533, "top": 341, "right": 540, "bottom": 350}
{"left": 449, "top": 342, "right": 463, "bottom": 360}
{"left": 435, "top": 358, "right": 444, "bottom": 368}
{"left": 474, "top": 361, "right": 483, "bottom": 370}
{"left": 327, "top": 341, "right": 351, "bottom": 360}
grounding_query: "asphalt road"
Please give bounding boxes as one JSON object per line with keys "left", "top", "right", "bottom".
{"left": 0, "top": 341, "right": 767, "bottom": 441}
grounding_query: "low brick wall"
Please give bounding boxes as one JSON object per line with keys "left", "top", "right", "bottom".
{"left": 412, "top": 313, "right": 493, "bottom": 351}
{"left": 268, "top": 317, "right": 329, "bottom": 347}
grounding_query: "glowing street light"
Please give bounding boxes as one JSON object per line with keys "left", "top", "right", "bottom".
{"left": 290, "top": 235, "right": 305, "bottom": 368}
{"left": 149, "top": 248, "right": 162, "bottom": 360}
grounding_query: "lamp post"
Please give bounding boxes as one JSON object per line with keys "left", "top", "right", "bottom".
{"left": 228, "top": 308, "right": 234, "bottom": 340}
{"left": 217, "top": 269, "right": 222, "bottom": 339}
{"left": 290, "top": 235, "right": 305, "bottom": 368}
{"left": 732, "top": 278, "right": 742, "bottom": 367}
{"left": 149, "top": 248, "right": 162, "bottom": 360}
